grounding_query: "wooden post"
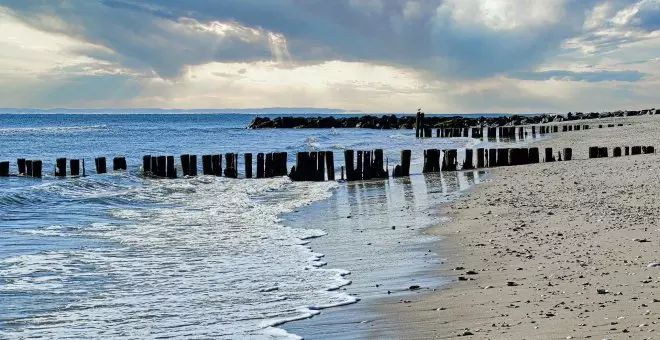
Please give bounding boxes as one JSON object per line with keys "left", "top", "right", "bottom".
{"left": 563, "top": 148, "right": 573, "bottom": 161}
{"left": 562, "top": 125, "right": 568, "bottom": 132}
{"left": 508, "top": 149, "right": 518, "bottom": 166}
{"left": 401, "top": 150, "right": 411, "bottom": 176}
{"left": 180, "top": 154, "right": 190, "bottom": 176}
{"left": 70, "top": 159, "right": 80, "bottom": 177}
{"left": 645, "top": 146, "right": 655, "bottom": 154}
{"left": 497, "top": 149, "right": 509, "bottom": 166}
{"left": 463, "top": 149, "right": 474, "bottom": 170}
{"left": 156, "top": 156, "right": 167, "bottom": 177}
{"left": 265, "top": 153, "right": 274, "bottom": 178}
{"left": 151, "top": 156, "right": 158, "bottom": 177}
{"left": 212, "top": 155, "right": 222, "bottom": 176}
{"left": 257, "top": 153, "right": 265, "bottom": 178}
{"left": 568, "top": 125, "right": 573, "bottom": 131}
{"left": 224, "top": 153, "right": 236, "bottom": 178}
{"left": 317, "top": 152, "right": 326, "bottom": 181}
{"left": 613, "top": 147, "right": 622, "bottom": 157}
{"left": 244, "top": 153, "right": 253, "bottom": 178}
{"left": 310, "top": 152, "right": 319, "bottom": 181}
{"left": 0, "top": 161, "right": 8, "bottom": 177}
{"left": 373, "top": 149, "right": 385, "bottom": 178}
{"left": 189, "top": 155, "right": 198, "bottom": 176}
{"left": 415, "top": 111, "right": 420, "bottom": 138}
{"left": 202, "top": 155, "right": 213, "bottom": 175}
{"left": 442, "top": 149, "right": 457, "bottom": 171}
{"left": 476, "top": 148, "right": 485, "bottom": 168}
{"left": 589, "top": 147, "right": 599, "bottom": 159}
{"left": 356, "top": 151, "right": 363, "bottom": 181}
{"left": 166, "top": 156, "right": 176, "bottom": 178}
{"left": 279, "top": 152, "right": 288, "bottom": 176}
{"left": 32, "top": 160, "right": 42, "bottom": 178}
{"left": 344, "top": 150, "right": 354, "bottom": 181}
{"left": 488, "top": 149, "right": 497, "bottom": 167}
{"left": 56, "top": 158, "right": 67, "bottom": 177}
{"left": 529, "top": 148, "right": 540, "bottom": 163}
{"left": 631, "top": 146, "right": 642, "bottom": 155}
{"left": 545, "top": 148, "right": 555, "bottom": 162}
{"left": 518, "top": 127, "right": 524, "bottom": 139}
{"left": 362, "top": 151, "right": 371, "bottom": 180}
{"left": 575, "top": 125, "right": 580, "bottom": 131}
{"left": 625, "top": 147, "right": 630, "bottom": 156}
{"left": 96, "top": 157, "right": 108, "bottom": 174}
{"left": 598, "top": 147, "right": 608, "bottom": 158}
{"left": 326, "top": 152, "right": 335, "bottom": 180}
{"left": 113, "top": 157, "right": 127, "bottom": 171}
{"left": 26, "top": 160, "right": 33, "bottom": 177}
{"left": 17, "top": 158, "right": 26, "bottom": 175}
{"left": 599, "top": 124, "right": 603, "bottom": 128}
{"left": 423, "top": 149, "right": 441, "bottom": 173}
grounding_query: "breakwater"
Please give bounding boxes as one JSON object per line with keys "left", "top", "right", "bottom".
{"left": 248, "top": 109, "right": 656, "bottom": 129}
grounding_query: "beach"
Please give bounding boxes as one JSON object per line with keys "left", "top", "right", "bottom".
{"left": 376, "top": 116, "right": 659, "bottom": 339}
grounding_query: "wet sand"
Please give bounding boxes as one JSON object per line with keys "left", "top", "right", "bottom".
{"left": 376, "top": 116, "right": 660, "bottom": 339}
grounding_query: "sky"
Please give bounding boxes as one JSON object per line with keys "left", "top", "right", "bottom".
{"left": 0, "top": 0, "right": 659, "bottom": 113}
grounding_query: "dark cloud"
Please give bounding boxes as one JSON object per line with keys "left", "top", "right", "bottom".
{"left": 0, "top": 0, "right": 657, "bottom": 80}
{"left": 509, "top": 70, "right": 646, "bottom": 82}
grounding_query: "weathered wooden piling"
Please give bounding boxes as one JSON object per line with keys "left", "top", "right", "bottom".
{"left": 436, "top": 129, "right": 441, "bottom": 138}
{"left": 257, "top": 153, "right": 265, "bottom": 178}
{"left": 562, "top": 125, "right": 568, "bottom": 132}
{"left": 264, "top": 152, "right": 274, "bottom": 180}
{"left": 32, "top": 160, "right": 42, "bottom": 178}
{"left": 532, "top": 126, "right": 537, "bottom": 136}
{"left": 497, "top": 149, "right": 509, "bottom": 166}
{"left": 344, "top": 150, "right": 355, "bottom": 181}
{"left": 599, "top": 124, "right": 603, "bottom": 128}
{"left": 631, "top": 146, "right": 642, "bottom": 155}
{"left": 476, "top": 148, "right": 485, "bottom": 168}
{"left": 189, "top": 155, "right": 198, "bottom": 176}
{"left": 589, "top": 147, "right": 599, "bottom": 159}
{"left": 553, "top": 126, "right": 559, "bottom": 133}
{"left": 487, "top": 127, "right": 497, "bottom": 139}
{"left": 424, "top": 128, "right": 432, "bottom": 138}
{"left": 0, "top": 161, "right": 8, "bottom": 177}
{"left": 442, "top": 149, "right": 458, "bottom": 171}
{"left": 625, "top": 146, "right": 630, "bottom": 156}
{"left": 568, "top": 125, "right": 573, "bottom": 131}
{"left": 563, "top": 148, "right": 573, "bottom": 161}
{"left": 545, "top": 148, "right": 555, "bottom": 162}
{"left": 462, "top": 127, "right": 469, "bottom": 137}
{"left": 212, "top": 155, "right": 222, "bottom": 176}
{"left": 56, "top": 158, "right": 67, "bottom": 177}
{"left": 326, "top": 152, "right": 335, "bottom": 180}
{"left": 180, "top": 154, "right": 190, "bottom": 176}
{"left": 96, "top": 157, "right": 108, "bottom": 174}
{"left": 151, "top": 156, "right": 158, "bottom": 177}
{"left": 165, "top": 156, "right": 175, "bottom": 178}
{"left": 645, "top": 146, "right": 655, "bottom": 154}
{"left": 202, "top": 155, "right": 213, "bottom": 175}
{"left": 17, "top": 158, "right": 26, "bottom": 175}
{"left": 70, "top": 159, "right": 80, "bottom": 177}
{"left": 362, "top": 151, "right": 371, "bottom": 180}
{"left": 316, "top": 152, "right": 326, "bottom": 181}
{"left": 529, "top": 148, "right": 540, "bottom": 163}
{"left": 488, "top": 149, "right": 497, "bottom": 167}
{"left": 471, "top": 127, "right": 480, "bottom": 139}
{"left": 356, "top": 151, "right": 363, "bottom": 180}
{"left": 372, "top": 149, "right": 386, "bottom": 178}
{"left": 156, "top": 156, "right": 167, "bottom": 177}
{"left": 401, "top": 149, "right": 412, "bottom": 176}
{"left": 613, "top": 147, "right": 622, "bottom": 157}
{"left": 598, "top": 147, "right": 608, "bottom": 158}
{"left": 574, "top": 125, "right": 580, "bottom": 131}
{"left": 423, "top": 149, "right": 441, "bottom": 173}
{"left": 113, "top": 157, "right": 127, "bottom": 171}
{"left": 244, "top": 153, "right": 253, "bottom": 178}
{"left": 225, "top": 153, "right": 237, "bottom": 178}
{"left": 26, "top": 160, "right": 33, "bottom": 177}
{"left": 463, "top": 149, "right": 474, "bottom": 170}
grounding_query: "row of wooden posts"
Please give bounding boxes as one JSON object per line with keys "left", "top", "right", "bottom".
{"left": 1, "top": 144, "right": 654, "bottom": 180}
{"left": 589, "top": 146, "right": 655, "bottom": 158}
{"left": 415, "top": 119, "right": 627, "bottom": 139}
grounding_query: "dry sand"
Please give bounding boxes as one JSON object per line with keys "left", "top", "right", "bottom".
{"left": 373, "top": 116, "right": 659, "bottom": 339}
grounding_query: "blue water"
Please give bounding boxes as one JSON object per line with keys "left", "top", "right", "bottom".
{"left": 0, "top": 113, "right": 509, "bottom": 339}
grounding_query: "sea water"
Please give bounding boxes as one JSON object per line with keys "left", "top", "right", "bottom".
{"left": 0, "top": 113, "right": 509, "bottom": 339}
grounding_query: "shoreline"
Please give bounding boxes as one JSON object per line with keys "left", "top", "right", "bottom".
{"left": 373, "top": 115, "right": 660, "bottom": 339}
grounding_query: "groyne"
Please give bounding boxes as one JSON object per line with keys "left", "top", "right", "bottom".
{"left": 248, "top": 109, "right": 656, "bottom": 129}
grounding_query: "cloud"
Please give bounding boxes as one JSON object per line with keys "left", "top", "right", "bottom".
{"left": 3, "top": 0, "right": 656, "bottom": 80}
{"left": 510, "top": 69, "right": 646, "bottom": 82}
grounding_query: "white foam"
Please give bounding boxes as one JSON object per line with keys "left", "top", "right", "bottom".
{"left": 0, "top": 176, "right": 355, "bottom": 339}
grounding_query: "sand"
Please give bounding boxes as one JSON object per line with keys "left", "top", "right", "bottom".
{"left": 373, "top": 116, "right": 660, "bottom": 339}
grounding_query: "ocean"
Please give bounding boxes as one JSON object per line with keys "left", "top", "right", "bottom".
{"left": 0, "top": 113, "right": 507, "bottom": 339}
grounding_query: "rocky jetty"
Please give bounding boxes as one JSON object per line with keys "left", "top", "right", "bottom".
{"left": 248, "top": 109, "right": 656, "bottom": 129}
